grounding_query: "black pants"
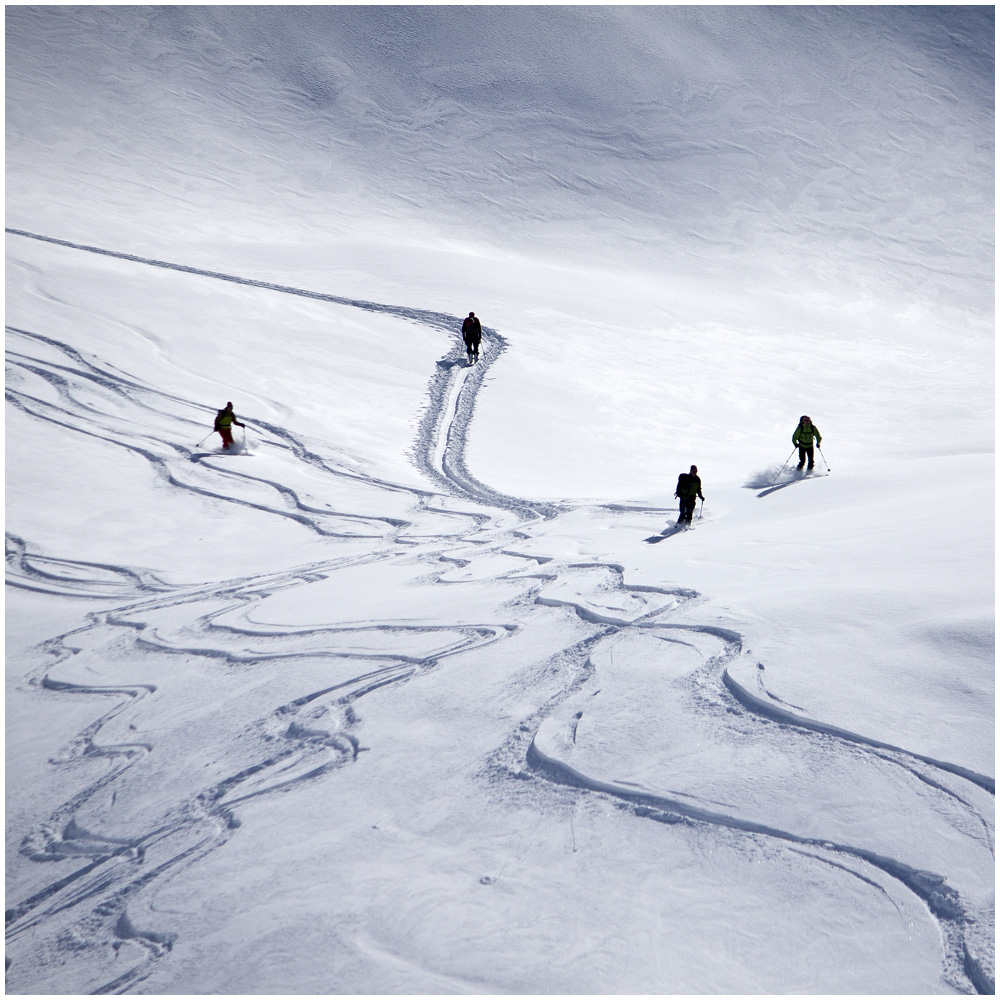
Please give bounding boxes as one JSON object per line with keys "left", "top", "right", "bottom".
{"left": 797, "top": 445, "right": 814, "bottom": 469}
{"left": 678, "top": 495, "right": 697, "bottom": 522}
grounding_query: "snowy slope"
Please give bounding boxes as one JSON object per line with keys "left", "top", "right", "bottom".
{"left": 5, "top": 6, "right": 994, "bottom": 995}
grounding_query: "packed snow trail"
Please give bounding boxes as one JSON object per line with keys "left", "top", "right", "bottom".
{"left": 7, "top": 227, "right": 555, "bottom": 521}
{"left": 5, "top": 238, "right": 993, "bottom": 994}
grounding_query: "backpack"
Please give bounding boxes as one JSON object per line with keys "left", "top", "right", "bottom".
{"left": 676, "top": 473, "right": 697, "bottom": 496}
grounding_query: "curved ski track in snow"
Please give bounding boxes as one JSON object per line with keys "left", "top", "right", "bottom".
{"left": 7, "top": 227, "right": 553, "bottom": 521}
{"left": 5, "top": 231, "right": 994, "bottom": 995}
{"left": 518, "top": 626, "right": 994, "bottom": 994}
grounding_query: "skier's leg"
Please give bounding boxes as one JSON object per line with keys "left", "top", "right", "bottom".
{"left": 806, "top": 445, "right": 814, "bottom": 470}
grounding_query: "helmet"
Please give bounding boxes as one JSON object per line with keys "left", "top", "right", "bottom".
{"left": 800, "top": 415, "right": 810, "bottom": 422}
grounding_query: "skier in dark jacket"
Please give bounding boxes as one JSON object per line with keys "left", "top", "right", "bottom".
{"left": 461, "top": 311, "right": 482, "bottom": 363}
{"left": 792, "top": 415, "right": 822, "bottom": 470}
{"left": 214, "top": 402, "right": 245, "bottom": 451}
{"left": 675, "top": 465, "right": 705, "bottom": 525}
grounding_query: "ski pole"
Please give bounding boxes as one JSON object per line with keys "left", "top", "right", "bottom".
{"left": 698, "top": 498, "right": 704, "bottom": 519}
{"left": 196, "top": 430, "right": 214, "bottom": 447}
{"left": 771, "top": 449, "right": 796, "bottom": 487}
{"left": 817, "top": 445, "right": 830, "bottom": 472}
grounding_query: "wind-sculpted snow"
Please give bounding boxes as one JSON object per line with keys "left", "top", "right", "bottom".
{"left": 5, "top": 239, "right": 994, "bottom": 994}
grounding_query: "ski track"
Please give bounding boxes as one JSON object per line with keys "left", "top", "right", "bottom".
{"left": 5, "top": 231, "right": 994, "bottom": 995}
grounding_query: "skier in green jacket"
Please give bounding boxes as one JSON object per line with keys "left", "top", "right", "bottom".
{"left": 792, "top": 415, "right": 822, "bottom": 470}
{"left": 214, "top": 402, "right": 245, "bottom": 451}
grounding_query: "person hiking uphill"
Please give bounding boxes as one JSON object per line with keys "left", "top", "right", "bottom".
{"left": 214, "top": 402, "right": 245, "bottom": 451}
{"left": 461, "top": 311, "right": 482, "bottom": 363}
{"left": 792, "top": 415, "right": 822, "bottom": 470}
{"left": 674, "top": 465, "right": 705, "bottom": 525}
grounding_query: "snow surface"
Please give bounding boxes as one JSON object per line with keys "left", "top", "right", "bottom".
{"left": 5, "top": 5, "right": 994, "bottom": 995}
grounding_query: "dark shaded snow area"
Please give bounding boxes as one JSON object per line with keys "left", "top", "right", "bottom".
{"left": 5, "top": 6, "right": 994, "bottom": 995}
{"left": 7, "top": 7, "right": 993, "bottom": 306}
